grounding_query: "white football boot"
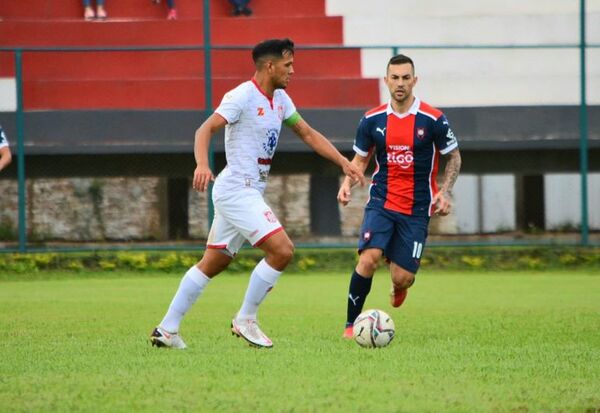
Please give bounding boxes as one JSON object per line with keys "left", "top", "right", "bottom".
{"left": 231, "top": 317, "right": 273, "bottom": 348}
{"left": 150, "top": 326, "right": 187, "bottom": 349}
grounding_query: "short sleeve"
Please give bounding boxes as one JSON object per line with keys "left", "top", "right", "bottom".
{"left": 0, "top": 126, "right": 8, "bottom": 149}
{"left": 433, "top": 114, "right": 458, "bottom": 155}
{"left": 279, "top": 90, "right": 297, "bottom": 121}
{"left": 353, "top": 117, "right": 373, "bottom": 157}
{"left": 214, "top": 84, "right": 247, "bottom": 124}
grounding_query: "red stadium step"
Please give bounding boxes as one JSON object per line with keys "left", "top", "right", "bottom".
{"left": 210, "top": 0, "right": 325, "bottom": 17}
{"left": 0, "top": 0, "right": 200, "bottom": 19}
{"left": 0, "top": 17, "right": 343, "bottom": 47}
{"left": 0, "top": 0, "right": 325, "bottom": 19}
{"left": 17, "top": 49, "right": 363, "bottom": 79}
{"left": 0, "top": 20, "right": 203, "bottom": 47}
{"left": 23, "top": 77, "right": 380, "bottom": 110}
{"left": 0, "top": 52, "right": 13, "bottom": 77}
{"left": 0, "top": 0, "right": 379, "bottom": 112}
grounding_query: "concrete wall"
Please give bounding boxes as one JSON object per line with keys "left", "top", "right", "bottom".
{"left": 545, "top": 173, "right": 600, "bottom": 230}
{"left": 0, "top": 174, "right": 311, "bottom": 241}
{"left": 2, "top": 172, "right": 598, "bottom": 241}
{"left": 327, "top": 0, "right": 600, "bottom": 107}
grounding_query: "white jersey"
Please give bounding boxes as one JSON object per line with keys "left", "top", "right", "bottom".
{"left": 214, "top": 79, "right": 296, "bottom": 194}
{"left": 0, "top": 126, "right": 8, "bottom": 149}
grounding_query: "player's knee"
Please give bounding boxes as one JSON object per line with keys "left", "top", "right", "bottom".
{"left": 197, "top": 250, "right": 232, "bottom": 278}
{"left": 279, "top": 242, "right": 295, "bottom": 265}
{"left": 270, "top": 240, "right": 294, "bottom": 268}
{"left": 357, "top": 254, "right": 379, "bottom": 276}
{"left": 392, "top": 271, "right": 415, "bottom": 289}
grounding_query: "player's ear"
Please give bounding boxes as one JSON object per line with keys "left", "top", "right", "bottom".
{"left": 266, "top": 59, "right": 275, "bottom": 73}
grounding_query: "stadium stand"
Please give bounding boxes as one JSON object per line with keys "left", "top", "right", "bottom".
{"left": 0, "top": 0, "right": 378, "bottom": 110}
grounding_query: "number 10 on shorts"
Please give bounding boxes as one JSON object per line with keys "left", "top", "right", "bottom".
{"left": 412, "top": 241, "right": 423, "bottom": 259}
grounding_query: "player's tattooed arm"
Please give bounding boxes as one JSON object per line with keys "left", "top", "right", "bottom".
{"left": 432, "top": 148, "right": 461, "bottom": 215}
{"left": 440, "top": 148, "right": 462, "bottom": 198}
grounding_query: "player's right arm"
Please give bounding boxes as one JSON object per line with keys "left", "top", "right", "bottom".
{"left": 0, "top": 146, "right": 11, "bottom": 172}
{"left": 192, "top": 113, "right": 227, "bottom": 192}
{"left": 337, "top": 116, "right": 374, "bottom": 206}
{"left": 337, "top": 151, "right": 372, "bottom": 206}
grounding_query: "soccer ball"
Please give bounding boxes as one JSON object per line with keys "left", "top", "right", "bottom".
{"left": 353, "top": 309, "right": 395, "bottom": 348}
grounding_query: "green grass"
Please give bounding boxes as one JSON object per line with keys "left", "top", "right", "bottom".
{"left": 1, "top": 269, "right": 599, "bottom": 413}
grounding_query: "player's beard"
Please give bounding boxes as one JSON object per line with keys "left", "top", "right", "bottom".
{"left": 276, "top": 79, "right": 288, "bottom": 89}
{"left": 393, "top": 87, "right": 413, "bottom": 103}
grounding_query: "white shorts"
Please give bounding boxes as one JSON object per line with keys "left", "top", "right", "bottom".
{"left": 207, "top": 186, "right": 283, "bottom": 256}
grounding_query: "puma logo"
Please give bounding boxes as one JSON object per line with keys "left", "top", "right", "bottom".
{"left": 348, "top": 294, "right": 360, "bottom": 306}
{"left": 376, "top": 127, "right": 386, "bottom": 136}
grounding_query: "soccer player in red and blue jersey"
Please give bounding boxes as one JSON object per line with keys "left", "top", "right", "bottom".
{"left": 339, "top": 54, "right": 462, "bottom": 338}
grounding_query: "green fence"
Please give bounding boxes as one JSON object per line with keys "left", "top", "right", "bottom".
{"left": 0, "top": 0, "right": 597, "bottom": 252}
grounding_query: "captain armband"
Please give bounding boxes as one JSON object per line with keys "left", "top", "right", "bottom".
{"left": 283, "top": 112, "right": 303, "bottom": 127}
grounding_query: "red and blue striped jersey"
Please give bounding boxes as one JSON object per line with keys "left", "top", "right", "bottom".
{"left": 353, "top": 98, "right": 458, "bottom": 217}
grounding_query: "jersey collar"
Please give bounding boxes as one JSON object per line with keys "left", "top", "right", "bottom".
{"left": 386, "top": 96, "right": 420, "bottom": 119}
{"left": 251, "top": 78, "right": 274, "bottom": 109}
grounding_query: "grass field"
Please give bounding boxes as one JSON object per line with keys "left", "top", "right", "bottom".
{"left": 1, "top": 269, "right": 599, "bottom": 413}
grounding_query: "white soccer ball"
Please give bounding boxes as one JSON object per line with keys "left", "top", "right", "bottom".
{"left": 352, "top": 309, "right": 395, "bottom": 348}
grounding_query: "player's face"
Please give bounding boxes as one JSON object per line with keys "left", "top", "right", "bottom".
{"left": 385, "top": 63, "right": 418, "bottom": 104}
{"left": 268, "top": 51, "right": 294, "bottom": 89}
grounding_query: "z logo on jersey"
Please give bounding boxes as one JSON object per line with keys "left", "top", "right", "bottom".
{"left": 257, "top": 107, "right": 265, "bottom": 117}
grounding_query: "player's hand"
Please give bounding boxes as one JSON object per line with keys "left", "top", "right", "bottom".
{"left": 337, "top": 180, "right": 352, "bottom": 206}
{"left": 432, "top": 191, "right": 452, "bottom": 216}
{"left": 341, "top": 159, "right": 366, "bottom": 187}
{"left": 192, "top": 164, "right": 214, "bottom": 192}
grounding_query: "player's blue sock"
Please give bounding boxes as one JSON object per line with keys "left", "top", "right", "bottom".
{"left": 346, "top": 270, "right": 372, "bottom": 326}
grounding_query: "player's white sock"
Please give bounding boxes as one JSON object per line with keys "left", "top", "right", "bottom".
{"left": 160, "top": 266, "right": 210, "bottom": 333}
{"left": 237, "top": 259, "right": 281, "bottom": 321}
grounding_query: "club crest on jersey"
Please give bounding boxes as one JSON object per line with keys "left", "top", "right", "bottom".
{"left": 263, "top": 128, "right": 279, "bottom": 156}
{"left": 416, "top": 128, "right": 426, "bottom": 140}
{"left": 257, "top": 107, "right": 265, "bottom": 117}
{"left": 263, "top": 210, "right": 277, "bottom": 223}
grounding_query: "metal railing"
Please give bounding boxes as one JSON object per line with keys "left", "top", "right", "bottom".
{"left": 0, "top": 0, "right": 596, "bottom": 252}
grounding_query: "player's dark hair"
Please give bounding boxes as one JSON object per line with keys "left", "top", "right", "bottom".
{"left": 252, "top": 38, "right": 295, "bottom": 64}
{"left": 387, "top": 54, "right": 415, "bottom": 72}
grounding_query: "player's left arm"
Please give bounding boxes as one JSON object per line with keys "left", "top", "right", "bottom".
{"left": 433, "top": 148, "right": 462, "bottom": 215}
{"left": 431, "top": 115, "right": 462, "bottom": 216}
{"left": 285, "top": 113, "right": 365, "bottom": 186}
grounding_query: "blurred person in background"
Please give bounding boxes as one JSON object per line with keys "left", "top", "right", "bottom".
{"left": 229, "top": 0, "right": 252, "bottom": 16}
{"left": 0, "top": 125, "right": 12, "bottom": 173}
{"left": 82, "top": 0, "right": 107, "bottom": 20}
{"left": 152, "top": 0, "right": 177, "bottom": 20}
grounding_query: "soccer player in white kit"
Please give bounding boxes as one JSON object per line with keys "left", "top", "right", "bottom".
{"left": 0, "top": 125, "right": 12, "bottom": 173}
{"left": 150, "top": 38, "right": 365, "bottom": 349}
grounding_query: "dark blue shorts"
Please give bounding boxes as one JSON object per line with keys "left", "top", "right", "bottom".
{"left": 357, "top": 206, "right": 430, "bottom": 274}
